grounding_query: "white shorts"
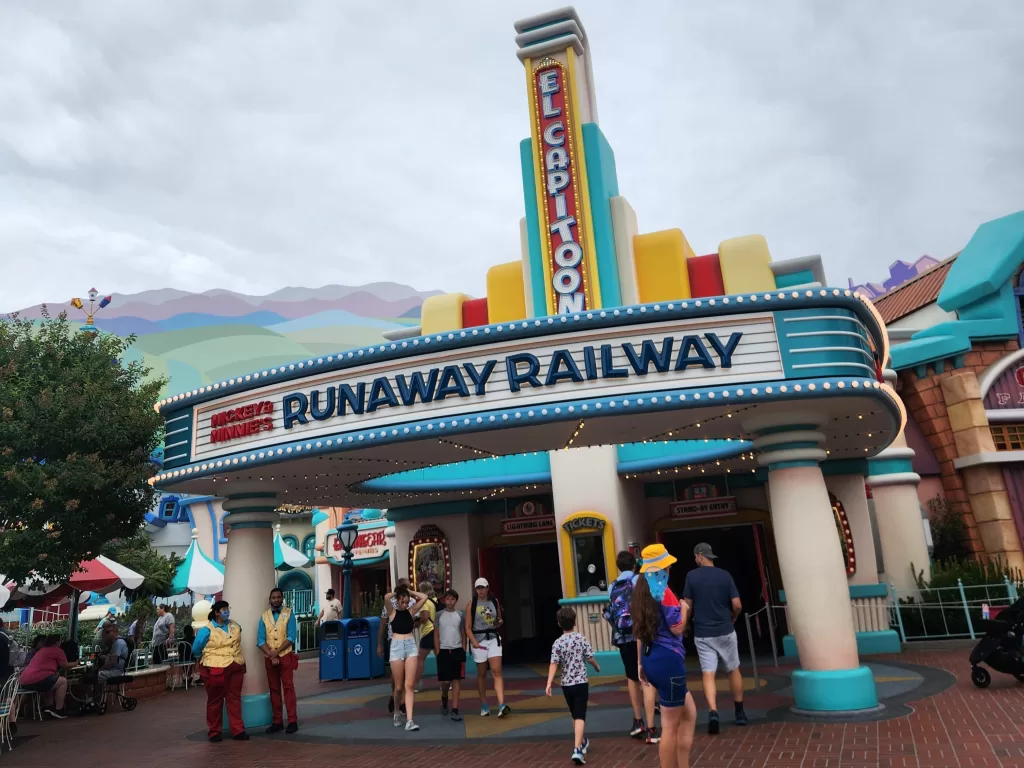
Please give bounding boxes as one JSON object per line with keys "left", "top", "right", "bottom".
{"left": 694, "top": 632, "right": 740, "bottom": 673}
{"left": 471, "top": 637, "right": 502, "bottom": 664}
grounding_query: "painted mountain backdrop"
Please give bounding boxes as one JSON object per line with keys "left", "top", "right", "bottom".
{"left": 5, "top": 284, "right": 440, "bottom": 398}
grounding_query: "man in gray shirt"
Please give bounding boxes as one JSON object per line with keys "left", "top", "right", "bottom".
{"left": 151, "top": 605, "right": 175, "bottom": 664}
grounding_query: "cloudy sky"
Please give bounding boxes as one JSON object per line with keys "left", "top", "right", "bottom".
{"left": 1, "top": 1, "right": 1022, "bottom": 311}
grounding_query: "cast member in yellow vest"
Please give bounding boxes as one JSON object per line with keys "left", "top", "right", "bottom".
{"left": 258, "top": 587, "right": 299, "bottom": 734}
{"left": 192, "top": 600, "right": 248, "bottom": 742}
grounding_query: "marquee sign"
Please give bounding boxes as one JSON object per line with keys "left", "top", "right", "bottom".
{"left": 531, "top": 58, "right": 592, "bottom": 315}
{"left": 562, "top": 515, "right": 605, "bottom": 534}
{"left": 209, "top": 400, "right": 275, "bottom": 444}
{"left": 188, "top": 315, "right": 782, "bottom": 461}
{"left": 671, "top": 497, "right": 738, "bottom": 519}
{"left": 502, "top": 500, "right": 556, "bottom": 536}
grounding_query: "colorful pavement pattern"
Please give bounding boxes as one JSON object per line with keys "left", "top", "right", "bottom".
{"left": 7, "top": 645, "right": 1024, "bottom": 768}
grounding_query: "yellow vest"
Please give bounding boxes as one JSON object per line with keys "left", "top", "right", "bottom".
{"left": 261, "top": 607, "right": 293, "bottom": 657}
{"left": 420, "top": 599, "right": 436, "bottom": 637}
{"left": 202, "top": 621, "right": 245, "bottom": 668}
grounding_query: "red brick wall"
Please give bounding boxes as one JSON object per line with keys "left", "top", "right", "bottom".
{"left": 124, "top": 668, "right": 168, "bottom": 700}
{"left": 897, "top": 339, "right": 1020, "bottom": 554}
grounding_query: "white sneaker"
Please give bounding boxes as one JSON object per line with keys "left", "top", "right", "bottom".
{"left": 405, "top": 720, "right": 419, "bottom": 731}
{"left": 393, "top": 713, "right": 403, "bottom": 727}
{"left": 571, "top": 748, "right": 585, "bottom": 765}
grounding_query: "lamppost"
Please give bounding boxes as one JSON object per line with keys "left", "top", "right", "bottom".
{"left": 337, "top": 523, "right": 359, "bottom": 619}
{"left": 70, "top": 288, "right": 112, "bottom": 334}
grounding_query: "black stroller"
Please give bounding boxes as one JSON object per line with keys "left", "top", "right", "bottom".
{"left": 969, "top": 597, "right": 1024, "bottom": 688}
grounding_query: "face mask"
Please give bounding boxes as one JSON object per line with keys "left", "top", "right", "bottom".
{"left": 220, "top": 610, "right": 231, "bottom": 621}
{"left": 645, "top": 569, "right": 669, "bottom": 602}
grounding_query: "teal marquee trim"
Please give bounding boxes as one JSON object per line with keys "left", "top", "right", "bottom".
{"left": 775, "top": 269, "right": 816, "bottom": 288}
{"left": 768, "top": 460, "right": 819, "bottom": 470}
{"left": 775, "top": 307, "right": 876, "bottom": 380}
{"left": 386, "top": 500, "right": 478, "bottom": 521}
{"left": 581, "top": 123, "right": 622, "bottom": 309}
{"left": 519, "top": 137, "right": 547, "bottom": 316}
{"left": 559, "top": 595, "right": 610, "bottom": 606}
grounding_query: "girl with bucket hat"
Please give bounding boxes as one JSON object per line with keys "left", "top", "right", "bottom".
{"left": 631, "top": 544, "right": 697, "bottom": 768}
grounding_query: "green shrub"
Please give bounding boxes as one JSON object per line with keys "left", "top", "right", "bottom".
{"left": 926, "top": 495, "right": 971, "bottom": 562}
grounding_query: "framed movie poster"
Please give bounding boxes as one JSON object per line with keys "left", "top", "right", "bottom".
{"left": 408, "top": 524, "right": 451, "bottom": 594}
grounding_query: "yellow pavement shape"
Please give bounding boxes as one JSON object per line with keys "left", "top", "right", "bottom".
{"left": 464, "top": 710, "right": 563, "bottom": 739}
{"left": 301, "top": 693, "right": 382, "bottom": 707}
{"left": 873, "top": 676, "right": 918, "bottom": 683}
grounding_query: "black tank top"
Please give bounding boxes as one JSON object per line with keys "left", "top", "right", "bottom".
{"left": 390, "top": 609, "right": 414, "bottom": 635}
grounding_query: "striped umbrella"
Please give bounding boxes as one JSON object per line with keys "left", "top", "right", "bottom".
{"left": 172, "top": 529, "right": 225, "bottom": 596}
{"left": 7, "top": 555, "right": 144, "bottom": 606}
{"left": 274, "top": 524, "right": 311, "bottom": 571}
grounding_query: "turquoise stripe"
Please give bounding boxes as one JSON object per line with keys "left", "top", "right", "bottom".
{"left": 867, "top": 457, "right": 914, "bottom": 476}
{"left": 559, "top": 596, "right": 610, "bottom": 606}
{"left": 581, "top": 123, "right": 621, "bottom": 308}
{"left": 228, "top": 521, "right": 274, "bottom": 530}
{"left": 520, "top": 137, "right": 548, "bottom": 316}
{"left": 774, "top": 269, "right": 815, "bottom": 288}
{"left": 768, "top": 460, "right": 819, "bottom": 470}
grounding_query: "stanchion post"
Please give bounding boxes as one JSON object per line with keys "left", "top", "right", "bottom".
{"left": 744, "top": 612, "right": 759, "bottom": 691}
{"left": 958, "top": 579, "right": 975, "bottom": 640}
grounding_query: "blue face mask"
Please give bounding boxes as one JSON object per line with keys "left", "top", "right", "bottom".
{"left": 645, "top": 570, "right": 669, "bottom": 602}
{"left": 220, "top": 610, "right": 230, "bottom": 621}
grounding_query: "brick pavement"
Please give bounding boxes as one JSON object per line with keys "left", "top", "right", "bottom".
{"left": 6, "top": 646, "right": 1024, "bottom": 768}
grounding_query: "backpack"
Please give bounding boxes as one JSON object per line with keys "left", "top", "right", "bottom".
{"left": 470, "top": 594, "right": 502, "bottom": 645}
{"left": 1, "top": 631, "right": 26, "bottom": 670}
{"left": 603, "top": 576, "right": 635, "bottom": 645}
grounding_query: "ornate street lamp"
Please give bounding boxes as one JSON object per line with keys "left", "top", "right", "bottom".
{"left": 70, "top": 288, "right": 112, "bottom": 334}
{"left": 337, "top": 523, "right": 359, "bottom": 619}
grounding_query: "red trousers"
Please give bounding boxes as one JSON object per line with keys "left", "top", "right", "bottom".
{"left": 265, "top": 653, "right": 298, "bottom": 725}
{"left": 200, "top": 662, "right": 246, "bottom": 738}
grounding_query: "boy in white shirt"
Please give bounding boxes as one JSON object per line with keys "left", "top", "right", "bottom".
{"left": 546, "top": 607, "right": 600, "bottom": 765}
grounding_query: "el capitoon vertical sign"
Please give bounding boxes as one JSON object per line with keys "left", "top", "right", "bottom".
{"left": 530, "top": 57, "right": 596, "bottom": 315}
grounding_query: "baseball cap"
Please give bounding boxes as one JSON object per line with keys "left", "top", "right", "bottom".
{"left": 694, "top": 542, "right": 717, "bottom": 559}
{"left": 474, "top": 577, "right": 489, "bottom": 588}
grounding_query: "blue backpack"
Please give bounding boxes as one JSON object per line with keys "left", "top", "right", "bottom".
{"left": 603, "top": 576, "right": 635, "bottom": 645}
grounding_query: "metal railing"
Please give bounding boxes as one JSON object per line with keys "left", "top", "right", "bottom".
{"left": 281, "top": 589, "right": 315, "bottom": 617}
{"left": 890, "top": 577, "right": 1020, "bottom": 642}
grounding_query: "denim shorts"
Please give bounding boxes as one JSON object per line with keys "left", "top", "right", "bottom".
{"left": 642, "top": 643, "right": 689, "bottom": 708}
{"left": 389, "top": 637, "right": 418, "bottom": 662}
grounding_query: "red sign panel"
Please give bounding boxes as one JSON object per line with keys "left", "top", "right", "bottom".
{"left": 209, "top": 401, "right": 275, "bottom": 444}
{"left": 532, "top": 59, "right": 591, "bottom": 315}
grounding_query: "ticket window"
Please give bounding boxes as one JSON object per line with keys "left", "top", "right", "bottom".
{"left": 573, "top": 534, "right": 608, "bottom": 594}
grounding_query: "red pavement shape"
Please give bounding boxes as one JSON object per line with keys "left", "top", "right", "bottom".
{"left": 4, "top": 646, "right": 1024, "bottom": 768}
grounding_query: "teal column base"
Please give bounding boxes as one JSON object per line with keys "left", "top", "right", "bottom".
{"left": 421, "top": 650, "right": 624, "bottom": 678}
{"left": 223, "top": 692, "right": 272, "bottom": 731}
{"left": 782, "top": 630, "right": 901, "bottom": 658}
{"left": 791, "top": 666, "right": 879, "bottom": 713}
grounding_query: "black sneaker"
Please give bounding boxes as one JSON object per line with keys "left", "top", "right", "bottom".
{"left": 630, "top": 718, "right": 645, "bottom": 737}
{"left": 497, "top": 704, "right": 511, "bottom": 718}
{"left": 388, "top": 695, "right": 395, "bottom": 714}
{"left": 708, "top": 710, "right": 720, "bottom": 735}
{"left": 286, "top": 722, "right": 298, "bottom": 734}
{"left": 450, "top": 708, "right": 463, "bottom": 722}
{"left": 266, "top": 723, "right": 284, "bottom": 734}
{"left": 735, "top": 708, "right": 748, "bottom": 726}
{"left": 209, "top": 735, "right": 223, "bottom": 743}
{"left": 441, "top": 694, "right": 449, "bottom": 715}
{"left": 233, "top": 732, "right": 250, "bottom": 741}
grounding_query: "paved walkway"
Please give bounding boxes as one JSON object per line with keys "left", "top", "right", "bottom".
{"left": 7, "top": 646, "right": 1024, "bottom": 768}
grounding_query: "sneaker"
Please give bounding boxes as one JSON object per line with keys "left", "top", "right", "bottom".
{"left": 497, "top": 704, "right": 511, "bottom": 718}
{"left": 394, "top": 712, "right": 403, "bottom": 727}
{"left": 708, "top": 710, "right": 721, "bottom": 735}
{"left": 571, "top": 748, "right": 586, "bottom": 765}
{"left": 209, "top": 735, "right": 223, "bottom": 743}
{"left": 388, "top": 695, "right": 395, "bottom": 714}
{"left": 646, "top": 727, "right": 661, "bottom": 744}
{"left": 266, "top": 723, "right": 284, "bottom": 734}
{"left": 286, "top": 722, "right": 298, "bottom": 734}
{"left": 450, "top": 708, "right": 463, "bottom": 722}
{"left": 405, "top": 720, "right": 419, "bottom": 731}
{"left": 441, "top": 694, "right": 449, "bottom": 715}
{"left": 735, "top": 709, "right": 748, "bottom": 726}
{"left": 44, "top": 708, "right": 67, "bottom": 720}
{"left": 233, "top": 733, "right": 250, "bottom": 741}
{"left": 581, "top": 737, "right": 590, "bottom": 755}
{"left": 480, "top": 703, "right": 490, "bottom": 717}
{"left": 629, "top": 718, "right": 645, "bottom": 738}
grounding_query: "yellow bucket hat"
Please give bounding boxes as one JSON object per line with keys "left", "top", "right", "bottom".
{"left": 639, "top": 543, "right": 677, "bottom": 573}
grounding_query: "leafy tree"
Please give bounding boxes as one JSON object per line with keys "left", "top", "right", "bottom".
{"left": 101, "top": 532, "right": 184, "bottom": 600}
{"left": 0, "top": 311, "right": 165, "bottom": 585}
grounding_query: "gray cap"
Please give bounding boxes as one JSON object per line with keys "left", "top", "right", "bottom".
{"left": 694, "top": 542, "right": 717, "bottom": 560}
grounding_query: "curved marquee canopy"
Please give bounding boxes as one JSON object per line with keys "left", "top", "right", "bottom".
{"left": 152, "top": 290, "right": 901, "bottom": 509}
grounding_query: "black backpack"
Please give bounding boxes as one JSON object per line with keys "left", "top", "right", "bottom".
{"left": 470, "top": 594, "right": 502, "bottom": 645}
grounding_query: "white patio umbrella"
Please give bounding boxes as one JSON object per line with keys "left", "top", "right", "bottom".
{"left": 171, "top": 529, "right": 225, "bottom": 596}
{"left": 273, "top": 524, "right": 311, "bottom": 571}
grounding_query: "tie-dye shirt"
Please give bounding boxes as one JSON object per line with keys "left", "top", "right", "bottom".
{"left": 653, "top": 587, "right": 685, "bottom": 655}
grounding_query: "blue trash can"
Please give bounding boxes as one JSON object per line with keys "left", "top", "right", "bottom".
{"left": 342, "top": 617, "right": 385, "bottom": 679}
{"left": 319, "top": 620, "right": 345, "bottom": 682}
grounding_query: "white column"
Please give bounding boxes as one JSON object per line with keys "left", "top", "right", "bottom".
{"left": 869, "top": 441, "right": 930, "bottom": 595}
{"left": 825, "top": 474, "right": 878, "bottom": 585}
{"left": 745, "top": 412, "right": 878, "bottom": 712}
{"left": 221, "top": 493, "right": 279, "bottom": 729}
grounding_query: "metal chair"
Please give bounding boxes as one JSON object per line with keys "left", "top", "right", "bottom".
{"left": 169, "top": 642, "right": 196, "bottom": 691}
{"left": 0, "top": 673, "right": 21, "bottom": 750}
{"left": 15, "top": 682, "right": 41, "bottom": 722}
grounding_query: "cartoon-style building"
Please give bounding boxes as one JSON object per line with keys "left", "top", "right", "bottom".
{"left": 150, "top": 8, "right": 933, "bottom": 724}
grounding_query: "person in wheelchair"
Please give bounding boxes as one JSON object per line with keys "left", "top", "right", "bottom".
{"left": 84, "top": 623, "right": 130, "bottom": 700}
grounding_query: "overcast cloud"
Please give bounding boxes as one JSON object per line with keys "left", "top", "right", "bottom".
{"left": 1, "top": 1, "right": 1022, "bottom": 311}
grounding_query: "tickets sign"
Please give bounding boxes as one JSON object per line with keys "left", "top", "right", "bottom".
{"left": 531, "top": 58, "right": 592, "bottom": 315}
